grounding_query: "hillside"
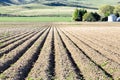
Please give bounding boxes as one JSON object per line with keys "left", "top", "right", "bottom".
{"left": 0, "top": 0, "right": 119, "bottom": 7}
{"left": 0, "top": 0, "right": 35, "bottom": 4}
{"left": 0, "top": 0, "right": 119, "bottom": 17}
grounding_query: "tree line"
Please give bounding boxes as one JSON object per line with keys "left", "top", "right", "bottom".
{"left": 72, "top": 5, "right": 120, "bottom": 21}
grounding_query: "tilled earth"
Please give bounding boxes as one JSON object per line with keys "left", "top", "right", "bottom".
{"left": 0, "top": 22, "right": 120, "bottom": 80}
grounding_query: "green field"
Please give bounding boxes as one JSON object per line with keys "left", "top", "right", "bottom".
{"left": 0, "top": 17, "right": 72, "bottom": 22}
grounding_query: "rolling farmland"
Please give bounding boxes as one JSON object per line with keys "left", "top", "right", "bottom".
{"left": 0, "top": 22, "right": 120, "bottom": 80}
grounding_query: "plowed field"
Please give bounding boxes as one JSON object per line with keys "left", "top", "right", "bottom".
{"left": 0, "top": 22, "right": 120, "bottom": 80}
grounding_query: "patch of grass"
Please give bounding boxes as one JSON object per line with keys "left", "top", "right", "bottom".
{"left": 27, "top": 77, "right": 43, "bottom": 80}
{"left": 101, "top": 61, "right": 109, "bottom": 67}
{"left": 0, "top": 42, "right": 3, "bottom": 46}
{"left": 0, "top": 17, "right": 72, "bottom": 22}
{"left": 109, "top": 68, "right": 117, "bottom": 74}
{"left": 27, "top": 77, "right": 34, "bottom": 80}
{"left": 66, "top": 72, "right": 75, "bottom": 80}
{"left": 0, "top": 74, "right": 6, "bottom": 79}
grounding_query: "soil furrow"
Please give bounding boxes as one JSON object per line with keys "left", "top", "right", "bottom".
{"left": 0, "top": 32, "right": 29, "bottom": 44}
{"left": 74, "top": 32, "right": 120, "bottom": 64}
{"left": 0, "top": 31, "right": 35, "bottom": 49}
{"left": 61, "top": 28, "right": 120, "bottom": 79}
{"left": 0, "top": 28, "right": 48, "bottom": 73}
{"left": 26, "top": 27, "right": 55, "bottom": 80}
{"left": 64, "top": 28, "right": 120, "bottom": 65}
{"left": 0, "top": 28, "right": 43, "bottom": 58}
{"left": 0, "top": 31, "right": 21, "bottom": 41}
{"left": 58, "top": 27, "right": 113, "bottom": 80}
{"left": 54, "top": 27, "right": 82, "bottom": 80}
{"left": 74, "top": 32, "right": 120, "bottom": 62}
{"left": 79, "top": 32, "right": 120, "bottom": 52}
{"left": 0, "top": 27, "right": 50, "bottom": 80}
{"left": 49, "top": 27, "right": 55, "bottom": 78}
{"left": 56, "top": 28, "right": 85, "bottom": 80}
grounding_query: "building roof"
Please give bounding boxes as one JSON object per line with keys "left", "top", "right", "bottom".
{"left": 108, "top": 14, "right": 116, "bottom": 17}
{"left": 117, "top": 17, "right": 120, "bottom": 21}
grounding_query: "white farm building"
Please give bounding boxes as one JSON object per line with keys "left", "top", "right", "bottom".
{"left": 108, "top": 14, "right": 117, "bottom": 22}
{"left": 117, "top": 17, "right": 120, "bottom": 22}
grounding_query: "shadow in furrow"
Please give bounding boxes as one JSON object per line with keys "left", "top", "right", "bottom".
{"left": 65, "top": 30, "right": 120, "bottom": 65}
{"left": 59, "top": 28, "right": 114, "bottom": 80}
{"left": 48, "top": 27, "right": 55, "bottom": 79}
{"left": 0, "top": 32, "right": 32, "bottom": 49}
{"left": 56, "top": 28, "right": 85, "bottom": 80}
{"left": 0, "top": 28, "right": 48, "bottom": 73}
{"left": 0, "top": 31, "right": 39, "bottom": 58}
{"left": 83, "top": 33, "right": 120, "bottom": 57}
{"left": 22, "top": 27, "right": 51, "bottom": 80}
{"left": 0, "top": 32, "right": 28, "bottom": 43}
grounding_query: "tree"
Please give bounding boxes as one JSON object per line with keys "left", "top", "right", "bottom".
{"left": 101, "top": 17, "right": 108, "bottom": 21}
{"left": 92, "top": 12, "right": 101, "bottom": 21}
{"left": 79, "top": 9, "right": 87, "bottom": 21}
{"left": 83, "top": 12, "right": 96, "bottom": 22}
{"left": 114, "top": 5, "right": 120, "bottom": 16}
{"left": 99, "top": 5, "right": 114, "bottom": 17}
{"left": 72, "top": 9, "right": 80, "bottom": 21}
{"left": 72, "top": 9, "right": 87, "bottom": 21}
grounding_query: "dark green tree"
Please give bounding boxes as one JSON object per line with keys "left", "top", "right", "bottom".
{"left": 83, "top": 12, "right": 96, "bottom": 22}
{"left": 115, "top": 13, "right": 119, "bottom": 17}
{"left": 101, "top": 17, "right": 108, "bottom": 21}
{"left": 72, "top": 9, "right": 87, "bottom": 21}
{"left": 79, "top": 9, "right": 87, "bottom": 21}
{"left": 72, "top": 9, "right": 80, "bottom": 21}
{"left": 92, "top": 12, "right": 101, "bottom": 21}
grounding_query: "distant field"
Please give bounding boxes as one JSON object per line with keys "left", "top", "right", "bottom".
{"left": 0, "top": 5, "right": 94, "bottom": 17}
{"left": 0, "top": 4, "right": 97, "bottom": 17}
{"left": 0, "top": 17, "right": 72, "bottom": 22}
{"left": 0, "top": 5, "right": 73, "bottom": 16}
